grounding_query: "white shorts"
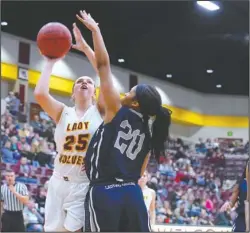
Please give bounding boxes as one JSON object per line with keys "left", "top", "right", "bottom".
{"left": 44, "top": 175, "right": 89, "bottom": 232}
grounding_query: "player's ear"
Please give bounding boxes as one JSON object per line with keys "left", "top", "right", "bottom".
{"left": 131, "top": 100, "right": 139, "bottom": 108}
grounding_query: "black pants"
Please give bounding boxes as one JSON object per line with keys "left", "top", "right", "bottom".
{"left": 1, "top": 210, "right": 25, "bottom": 232}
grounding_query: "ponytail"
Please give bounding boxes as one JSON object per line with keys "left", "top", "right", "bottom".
{"left": 151, "top": 107, "right": 171, "bottom": 162}
{"left": 135, "top": 84, "right": 172, "bottom": 162}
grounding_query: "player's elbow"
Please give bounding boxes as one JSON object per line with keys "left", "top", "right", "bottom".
{"left": 96, "top": 55, "right": 110, "bottom": 70}
{"left": 34, "top": 90, "right": 48, "bottom": 104}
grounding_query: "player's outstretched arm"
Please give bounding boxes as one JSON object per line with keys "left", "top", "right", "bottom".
{"left": 76, "top": 10, "right": 121, "bottom": 122}
{"left": 72, "top": 22, "right": 105, "bottom": 116}
{"left": 72, "top": 22, "right": 98, "bottom": 73}
{"left": 34, "top": 57, "right": 64, "bottom": 123}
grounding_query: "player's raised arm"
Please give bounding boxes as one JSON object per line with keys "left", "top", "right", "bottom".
{"left": 34, "top": 58, "right": 64, "bottom": 123}
{"left": 76, "top": 10, "right": 121, "bottom": 122}
{"left": 72, "top": 22, "right": 105, "bottom": 116}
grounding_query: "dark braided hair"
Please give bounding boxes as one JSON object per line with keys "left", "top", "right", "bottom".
{"left": 135, "top": 84, "right": 171, "bottom": 162}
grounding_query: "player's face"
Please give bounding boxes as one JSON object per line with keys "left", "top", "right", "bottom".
{"left": 72, "top": 76, "right": 95, "bottom": 101}
{"left": 138, "top": 172, "right": 148, "bottom": 186}
{"left": 121, "top": 86, "right": 138, "bottom": 108}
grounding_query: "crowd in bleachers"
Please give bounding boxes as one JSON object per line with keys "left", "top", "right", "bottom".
{"left": 1, "top": 96, "right": 249, "bottom": 231}
{"left": 147, "top": 137, "right": 248, "bottom": 226}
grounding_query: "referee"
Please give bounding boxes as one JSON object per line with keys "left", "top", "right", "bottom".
{"left": 1, "top": 169, "right": 29, "bottom": 232}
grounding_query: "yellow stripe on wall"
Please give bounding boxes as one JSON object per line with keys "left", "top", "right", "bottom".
{"left": 164, "top": 104, "right": 248, "bottom": 128}
{"left": 27, "top": 68, "right": 249, "bottom": 128}
{"left": 28, "top": 70, "right": 73, "bottom": 96}
{"left": 1, "top": 63, "right": 248, "bottom": 128}
{"left": 1, "top": 63, "right": 18, "bottom": 81}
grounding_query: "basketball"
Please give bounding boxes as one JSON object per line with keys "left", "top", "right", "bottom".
{"left": 37, "top": 22, "right": 72, "bottom": 59}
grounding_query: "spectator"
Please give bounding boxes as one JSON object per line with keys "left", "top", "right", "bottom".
{"left": 4, "top": 91, "right": 15, "bottom": 109}
{"left": 9, "top": 92, "right": 21, "bottom": 116}
{"left": 18, "top": 123, "right": 31, "bottom": 138}
{"left": 17, "top": 136, "right": 31, "bottom": 152}
{"left": 1, "top": 140, "right": 16, "bottom": 164}
{"left": 23, "top": 199, "right": 44, "bottom": 232}
{"left": 197, "top": 208, "right": 214, "bottom": 226}
{"left": 163, "top": 201, "right": 173, "bottom": 223}
{"left": 14, "top": 157, "right": 32, "bottom": 177}
{"left": 196, "top": 171, "right": 206, "bottom": 186}
{"left": 175, "top": 147, "right": 187, "bottom": 161}
{"left": 14, "top": 157, "right": 37, "bottom": 184}
{"left": 174, "top": 201, "right": 190, "bottom": 224}
{"left": 30, "top": 115, "right": 43, "bottom": 135}
{"left": 34, "top": 187, "right": 47, "bottom": 217}
{"left": 158, "top": 158, "right": 175, "bottom": 177}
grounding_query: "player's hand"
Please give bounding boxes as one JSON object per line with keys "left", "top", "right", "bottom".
{"left": 76, "top": 10, "right": 99, "bottom": 32}
{"left": 8, "top": 185, "right": 15, "bottom": 193}
{"left": 42, "top": 55, "right": 63, "bottom": 65}
{"left": 220, "top": 201, "right": 231, "bottom": 212}
{"left": 72, "top": 23, "right": 89, "bottom": 52}
{"left": 81, "top": 163, "right": 86, "bottom": 172}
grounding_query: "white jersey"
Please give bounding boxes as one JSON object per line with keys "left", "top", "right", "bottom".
{"left": 53, "top": 104, "right": 103, "bottom": 182}
{"left": 142, "top": 186, "right": 154, "bottom": 211}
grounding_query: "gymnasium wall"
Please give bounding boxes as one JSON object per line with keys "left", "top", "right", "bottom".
{"left": 1, "top": 80, "right": 10, "bottom": 98}
{"left": 170, "top": 123, "right": 248, "bottom": 142}
{"left": 1, "top": 32, "right": 248, "bottom": 141}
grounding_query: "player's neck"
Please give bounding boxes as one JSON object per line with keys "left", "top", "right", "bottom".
{"left": 74, "top": 100, "right": 93, "bottom": 116}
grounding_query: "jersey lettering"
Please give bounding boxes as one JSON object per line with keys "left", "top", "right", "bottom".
{"left": 59, "top": 155, "right": 84, "bottom": 165}
{"left": 114, "top": 120, "right": 145, "bottom": 160}
{"left": 63, "top": 134, "right": 90, "bottom": 152}
{"left": 66, "top": 121, "right": 90, "bottom": 132}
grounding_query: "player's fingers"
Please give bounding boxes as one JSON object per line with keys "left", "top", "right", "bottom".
{"left": 73, "top": 22, "right": 78, "bottom": 29}
{"left": 80, "top": 10, "right": 87, "bottom": 19}
{"left": 71, "top": 44, "right": 77, "bottom": 50}
{"left": 76, "top": 14, "right": 84, "bottom": 24}
{"left": 81, "top": 10, "right": 88, "bottom": 17}
{"left": 73, "top": 23, "right": 81, "bottom": 34}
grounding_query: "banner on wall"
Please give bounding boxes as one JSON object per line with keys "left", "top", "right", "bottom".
{"left": 152, "top": 224, "right": 231, "bottom": 232}
{"left": 18, "top": 67, "right": 28, "bottom": 80}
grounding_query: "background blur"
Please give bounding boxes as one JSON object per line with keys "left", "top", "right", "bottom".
{"left": 1, "top": 1, "right": 249, "bottom": 232}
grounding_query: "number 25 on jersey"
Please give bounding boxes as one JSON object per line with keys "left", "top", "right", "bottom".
{"left": 63, "top": 134, "right": 90, "bottom": 152}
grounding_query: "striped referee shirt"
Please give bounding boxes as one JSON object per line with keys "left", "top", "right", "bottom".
{"left": 1, "top": 183, "right": 29, "bottom": 211}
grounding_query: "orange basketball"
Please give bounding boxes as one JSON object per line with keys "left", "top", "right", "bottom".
{"left": 37, "top": 22, "right": 72, "bottom": 59}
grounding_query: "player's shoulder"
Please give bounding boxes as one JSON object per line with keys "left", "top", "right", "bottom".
{"left": 147, "top": 186, "right": 156, "bottom": 195}
{"left": 59, "top": 105, "right": 75, "bottom": 116}
{"left": 118, "top": 106, "right": 143, "bottom": 120}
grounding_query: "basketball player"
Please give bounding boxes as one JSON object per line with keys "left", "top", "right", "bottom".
{"left": 34, "top": 19, "right": 104, "bottom": 232}
{"left": 220, "top": 160, "right": 249, "bottom": 232}
{"left": 138, "top": 171, "right": 156, "bottom": 226}
{"left": 77, "top": 11, "right": 171, "bottom": 232}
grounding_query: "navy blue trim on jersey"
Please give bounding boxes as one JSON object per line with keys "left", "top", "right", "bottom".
{"left": 232, "top": 213, "right": 246, "bottom": 232}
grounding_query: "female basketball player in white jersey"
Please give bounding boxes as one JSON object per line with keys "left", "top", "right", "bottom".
{"left": 34, "top": 20, "right": 104, "bottom": 232}
{"left": 138, "top": 171, "right": 156, "bottom": 226}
